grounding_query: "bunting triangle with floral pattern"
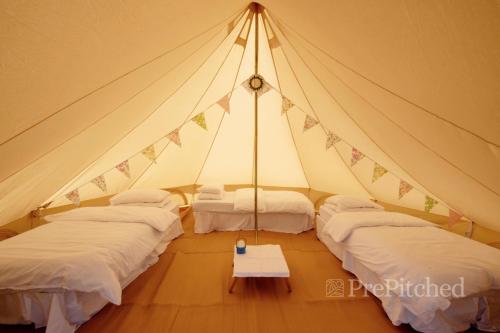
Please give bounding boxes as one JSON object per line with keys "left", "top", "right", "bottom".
{"left": 192, "top": 113, "right": 207, "bottom": 130}
{"left": 350, "top": 148, "right": 365, "bottom": 166}
{"left": 326, "top": 131, "right": 341, "bottom": 150}
{"left": 217, "top": 94, "right": 231, "bottom": 113}
{"left": 281, "top": 96, "right": 294, "bottom": 115}
{"left": 303, "top": 115, "right": 319, "bottom": 131}
{"left": 372, "top": 163, "right": 388, "bottom": 183}
{"left": 167, "top": 128, "right": 181, "bottom": 147}
{"left": 424, "top": 195, "right": 438, "bottom": 213}
{"left": 65, "top": 189, "right": 80, "bottom": 206}
{"left": 91, "top": 175, "right": 107, "bottom": 193}
{"left": 116, "top": 160, "right": 131, "bottom": 178}
{"left": 398, "top": 180, "right": 413, "bottom": 199}
{"left": 142, "top": 145, "right": 157, "bottom": 163}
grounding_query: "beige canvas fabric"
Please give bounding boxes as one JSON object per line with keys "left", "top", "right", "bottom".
{"left": 0, "top": 1, "right": 499, "bottom": 231}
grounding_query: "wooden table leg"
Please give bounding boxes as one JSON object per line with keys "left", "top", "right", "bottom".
{"left": 284, "top": 278, "right": 292, "bottom": 292}
{"left": 229, "top": 277, "right": 238, "bottom": 293}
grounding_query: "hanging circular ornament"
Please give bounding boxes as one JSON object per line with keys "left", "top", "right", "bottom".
{"left": 248, "top": 74, "right": 264, "bottom": 91}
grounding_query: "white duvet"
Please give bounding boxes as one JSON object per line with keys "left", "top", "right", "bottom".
{"left": 233, "top": 189, "right": 314, "bottom": 216}
{"left": 0, "top": 206, "right": 178, "bottom": 305}
{"left": 323, "top": 211, "right": 500, "bottom": 324}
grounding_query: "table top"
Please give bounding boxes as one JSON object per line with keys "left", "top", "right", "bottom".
{"left": 233, "top": 244, "right": 290, "bottom": 278}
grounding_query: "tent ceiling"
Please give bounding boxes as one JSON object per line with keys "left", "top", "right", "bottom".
{"left": 1, "top": 1, "right": 499, "bottom": 232}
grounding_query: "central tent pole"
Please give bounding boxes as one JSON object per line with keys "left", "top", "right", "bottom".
{"left": 253, "top": 3, "right": 259, "bottom": 243}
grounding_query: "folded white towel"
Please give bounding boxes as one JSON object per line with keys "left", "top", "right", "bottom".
{"left": 198, "top": 192, "right": 223, "bottom": 200}
{"left": 199, "top": 184, "right": 224, "bottom": 195}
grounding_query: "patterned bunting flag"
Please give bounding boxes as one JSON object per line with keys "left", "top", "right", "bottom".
{"left": 142, "top": 145, "right": 157, "bottom": 163}
{"left": 115, "top": 160, "right": 131, "bottom": 178}
{"left": 326, "top": 131, "right": 341, "bottom": 150}
{"left": 91, "top": 175, "right": 107, "bottom": 193}
{"left": 167, "top": 128, "right": 182, "bottom": 147}
{"left": 281, "top": 96, "right": 294, "bottom": 115}
{"left": 424, "top": 195, "right": 438, "bottom": 213}
{"left": 65, "top": 189, "right": 80, "bottom": 206}
{"left": 303, "top": 115, "right": 319, "bottom": 131}
{"left": 448, "top": 209, "right": 463, "bottom": 228}
{"left": 268, "top": 37, "right": 280, "bottom": 49}
{"left": 235, "top": 36, "right": 247, "bottom": 47}
{"left": 372, "top": 163, "right": 388, "bottom": 183}
{"left": 350, "top": 148, "right": 365, "bottom": 166}
{"left": 192, "top": 113, "right": 207, "bottom": 130}
{"left": 398, "top": 180, "right": 413, "bottom": 199}
{"left": 217, "top": 94, "right": 231, "bottom": 113}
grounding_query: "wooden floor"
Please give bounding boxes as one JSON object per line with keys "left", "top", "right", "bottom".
{"left": 1, "top": 213, "right": 444, "bottom": 333}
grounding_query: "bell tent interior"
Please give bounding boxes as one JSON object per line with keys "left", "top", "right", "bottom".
{"left": 0, "top": 1, "right": 499, "bottom": 333}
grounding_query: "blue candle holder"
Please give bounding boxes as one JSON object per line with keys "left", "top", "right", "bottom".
{"left": 236, "top": 238, "right": 246, "bottom": 254}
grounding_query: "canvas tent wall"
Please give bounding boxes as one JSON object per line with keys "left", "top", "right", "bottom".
{"left": 0, "top": 1, "right": 499, "bottom": 232}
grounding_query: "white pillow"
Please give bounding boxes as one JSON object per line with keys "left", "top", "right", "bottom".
{"left": 112, "top": 196, "right": 171, "bottom": 208}
{"left": 110, "top": 189, "right": 170, "bottom": 205}
{"left": 199, "top": 184, "right": 224, "bottom": 195}
{"left": 198, "top": 192, "right": 223, "bottom": 200}
{"left": 324, "top": 202, "right": 383, "bottom": 213}
{"left": 325, "top": 195, "right": 383, "bottom": 211}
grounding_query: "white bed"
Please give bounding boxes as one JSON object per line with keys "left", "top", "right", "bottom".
{"left": 193, "top": 190, "right": 314, "bottom": 234}
{"left": 316, "top": 209, "right": 500, "bottom": 333}
{"left": 0, "top": 204, "right": 183, "bottom": 333}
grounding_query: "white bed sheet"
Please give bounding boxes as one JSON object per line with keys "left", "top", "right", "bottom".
{"left": 194, "top": 211, "right": 313, "bottom": 234}
{"left": 0, "top": 211, "right": 183, "bottom": 333}
{"left": 318, "top": 205, "right": 336, "bottom": 223}
{"left": 316, "top": 213, "right": 500, "bottom": 332}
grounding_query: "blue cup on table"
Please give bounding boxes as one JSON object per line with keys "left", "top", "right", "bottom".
{"left": 236, "top": 238, "right": 246, "bottom": 254}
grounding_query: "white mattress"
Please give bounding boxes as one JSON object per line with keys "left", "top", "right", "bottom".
{"left": 316, "top": 209, "right": 499, "bottom": 333}
{"left": 192, "top": 191, "right": 235, "bottom": 212}
{"left": 0, "top": 217, "right": 183, "bottom": 333}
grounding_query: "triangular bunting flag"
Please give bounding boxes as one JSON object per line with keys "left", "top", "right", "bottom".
{"left": 192, "top": 113, "right": 207, "bottom": 130}
{"left": 303, "top": 115, "right": 319, "bottom": 131}
{"left": 235, "top": 36, "right": 247, "bottom": 47}
{"left": 91, "top": 175, "right": 107, "bottom": 193}
{"left": 115, "top": 160, "right": 131, "bottom": 178}
{"left": 65, "top": 189, "right": 80, "bottom": 206}
{"left": 268, "top": 36, "right": 280, "bottom": 49}
{"left": 217, "top": 94, "right": 231, "bottom": 113}
{"left": 398, "top": 180, "right": 413, "bottom": 199}
{"left": 350, "top": 148, "right": 365, "bottom": 166}
{"left": 142, "top": 145, "right": 157, "bottom": 163}
{"left": 167, "top": 128, "right": 181, "bottom": 147}
{"left": 424, "top": 195, "right": 438, "bottom": 213}
{"left": 448, "top": 209, "right": 463, "bottom": 228}
{"left": 372, "top": 163, "right": 388, "bottom": 183}
{"left": 281, "top": 96, "right": 294, "bottom": 115}
{"left": 326, "top": 131, "right": 341, "bottom": 150}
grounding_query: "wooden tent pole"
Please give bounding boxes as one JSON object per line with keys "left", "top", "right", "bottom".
{"left": 253, "top": 2, "right": 259, "bottom": 244}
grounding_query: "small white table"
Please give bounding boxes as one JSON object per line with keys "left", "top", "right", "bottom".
{"left": 229, "top": 244, "right": 291, "bottom": 293}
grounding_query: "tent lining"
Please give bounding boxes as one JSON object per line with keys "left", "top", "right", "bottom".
{"left": 262, "top": 13, "right": 311, "bottom": 189}
{"left": 264, "top": 13, "right": 376, "bottom": 199}
{"left": 0, "top": 9, "right": 246, "bottom": 186}
{"left": 266, "top": 11, "right": 497, "bottom": 213}
{"left": 269, "top": 11, "right": 500, "bottom": 149}
{"left": 43, "top": 10, "right": 253, "bottom": 203}
{"left": 280, "top": 22, "right": 500, "bottom": 198}
{"left": 0, "top": 5, "right": 248, "bottom": 148}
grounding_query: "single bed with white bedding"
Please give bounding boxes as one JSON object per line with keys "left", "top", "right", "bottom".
{"left": 316, "top": 206, "right": 500, "bottom": 333}
{"left": 0, "top": 203, "right": 183, "bottom": 333}
{"left": 193, "top": 188, "right": 314, "bottom": 234}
